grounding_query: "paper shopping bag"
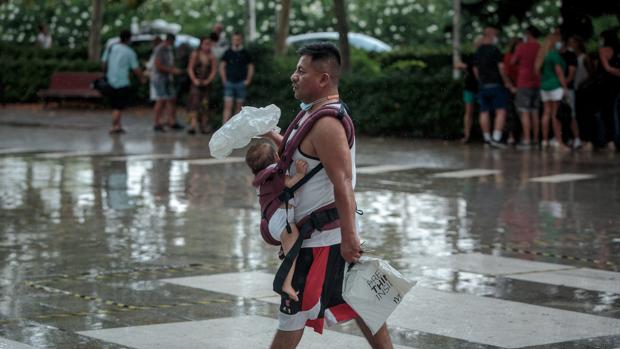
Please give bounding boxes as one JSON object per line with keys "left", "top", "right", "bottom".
{"left": 342, "top": 256, "right": 416, "bottom": 334}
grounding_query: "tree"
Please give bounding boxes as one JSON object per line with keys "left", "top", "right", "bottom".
{"left": 274, "top": 0, "right": 292, "bottom": 55}
{"left": 88, "top": 0, "right": 104, "bottom": 62}
{"left": 245, "top": 0, "right": 257, "bottom": 42}
{"left": 333, "top": 0, "right": 350, "bottom": 72}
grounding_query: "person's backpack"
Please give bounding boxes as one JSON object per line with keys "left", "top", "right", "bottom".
{"left": 253, "top": 103, "right": 354, "bottom": 246}
{"left": 251, "top": 103, "right": 355, "bottom": 301}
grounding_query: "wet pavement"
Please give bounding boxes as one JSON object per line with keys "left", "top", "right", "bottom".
{"left": 0, "top": 105, "right": 619, "bottom": 349}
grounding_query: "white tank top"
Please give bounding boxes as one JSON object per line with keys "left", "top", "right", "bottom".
{"left": 286, "top": 103, "right": 357, "bottom": 247}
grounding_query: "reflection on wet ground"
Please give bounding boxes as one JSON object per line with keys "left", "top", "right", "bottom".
{"left": 0, "top": 109, "right": 619, "bottom": 348}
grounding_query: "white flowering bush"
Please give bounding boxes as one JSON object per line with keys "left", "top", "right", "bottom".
{"left": 0, "top": 0, "right": 565, "bottom": 50}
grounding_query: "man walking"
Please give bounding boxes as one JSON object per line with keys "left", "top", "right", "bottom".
{"left": 219, "top": 31, "right": 254, "bottom": 124}
{"left": 151, "top": 33, "right": 184, "bottom": 132}
{"left": 101, "top": 29, "right": 143, "bottom": 134}
{"left": 263, "top": 43, "right": 393, "bottom": 349}
{"left": 474, "top": 26, "right": 516, "bottom": 148}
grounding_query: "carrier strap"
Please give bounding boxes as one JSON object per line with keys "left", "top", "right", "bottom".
{"left": 272, "top": 207, "right": 339, "bottom": 296}
{"left": 278, "top": 162, "right": 324, "bottom": 203}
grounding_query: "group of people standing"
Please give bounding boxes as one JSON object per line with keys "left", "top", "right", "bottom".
{"left": 102, "top": 25, "right": 254, "bottom": 135}
{"left": 458, "top": 25, "right": 620, "bottom": 151}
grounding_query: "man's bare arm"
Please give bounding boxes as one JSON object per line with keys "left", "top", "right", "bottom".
{"left": 310, "top": 117, "right": 360, "bottom": 263}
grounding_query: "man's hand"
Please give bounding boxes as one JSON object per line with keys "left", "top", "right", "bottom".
{"left": 295, "top": 160, "right": 308, "bottom": 175}
{"left": 172, "top": 67, "right": 183, "bottom": 75}
{"left": 341, "top": 234, "right": 361, "bottom": 263}
{"left": 244, "top": 79, "right": 251, "bottom": 86}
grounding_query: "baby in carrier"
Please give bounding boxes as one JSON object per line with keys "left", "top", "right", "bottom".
{"left": 245, "top": 141, "right": 307, "bottom": 301}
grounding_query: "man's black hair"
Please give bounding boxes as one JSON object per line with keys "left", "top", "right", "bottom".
{"left": 297, "top": 42, "right": 341, "bottom": 67}
{"left": 166, "top": 33, "right": 176, "bottom": 42}
{"left": 120, "top": 30, "right": 131, "bottom": 43}
{"left": 601, "top": 29, "right": 620, "bottom": 49}
{"left": 525, "top": 25, "right": 541, "bottom": 39}
{"left": 209, "top": 31, "right": 219, "bottom": 42}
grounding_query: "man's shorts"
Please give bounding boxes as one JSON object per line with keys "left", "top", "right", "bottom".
{"left": 515, "top": 88, "right": 541, "bottom": 113}
{"left": 478, "top": 84, "right": 508, "bottom": 112}
{"left": 278, "top": 243, "right": 358, "bottom": 334}
{"left": 109, "top": 86, "right": 132, "bottom": 110}
{"left": 463, "top": 90, "right": 476, "bottom": 104}
{"left": 150, "top": 78, "right": 177, "bottom": 101}
{"left": 224, "top": 81, "right": 247, "bottom": 101}
{"left": 541, "top": 87, "right": 564, "bottom": 102}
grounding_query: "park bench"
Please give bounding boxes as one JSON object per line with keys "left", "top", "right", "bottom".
{"left": 37, "top": 72, "right": 103, "bottom": 106}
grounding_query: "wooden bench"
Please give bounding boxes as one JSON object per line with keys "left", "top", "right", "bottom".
{"left": 38, "top": 72, "right": 103, "bottom": 106}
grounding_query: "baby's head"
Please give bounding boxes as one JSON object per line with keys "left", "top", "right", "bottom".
{"left": 245, "top": 142, "right": 278, "bottom": 174}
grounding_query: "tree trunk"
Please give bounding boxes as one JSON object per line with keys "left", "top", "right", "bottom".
{"left": 274, "top": 0, "right": 292, "bottom": 55}
{"left": 88, "top": 0, "right": 104, "bottom": 62}
{"left": 333, "top": 0, "right": 350, "bottom": 72}
{"left": 245, "top": 0, "right": 257, "bottom": 42}
{"left": 452, "top": 0, "right": 461, "bottom": 80}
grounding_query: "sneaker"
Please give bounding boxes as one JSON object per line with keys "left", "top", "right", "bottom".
{"left": 573, "top": 138, "right": 582, "bottom": 150}
{"left": 168, "top": 122, "right": 185, "bottom": 130}
{"left": 541, "top": 140, "right": 549, "bottom": 149}
{"left": 549, "top": 139, "right": 559, "bottom": 148}
{"left": 489, "top": 139, "right": 507, "bottom": 149}
{"left": 153, "top": 124, "right": 165, "bottom": 132}
{"left": 516, "top": 142, "right": 531, "bottom": 150}
{"left": 187, "top": 128, "right": 196, "bottom": 135}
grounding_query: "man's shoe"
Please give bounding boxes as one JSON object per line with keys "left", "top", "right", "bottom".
{"left": 489, "top": 139, "right": 507, "bottom": 149}
{"left": 153, "top": 125, "right": 165, "bottom": 132}
{"left": 187, "top": 128, "right": 196, "bottom": 135}
{"left": 169, "top": 122, "right": 185, "bottom": 130}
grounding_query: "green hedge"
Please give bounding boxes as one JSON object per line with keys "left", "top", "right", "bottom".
{"left": 0, "top": 43, "right": 463, "bottom": 138}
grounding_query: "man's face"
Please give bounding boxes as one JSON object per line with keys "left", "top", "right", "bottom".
{"left": 232, "top": 34, "right": 243, "bottom": 47}
{"left": 291, "top": 55, "right": 323, "bottom": 102}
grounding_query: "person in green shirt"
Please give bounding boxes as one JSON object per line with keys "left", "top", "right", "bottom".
{"left": 535, "top": 29, "right": 569, "bottom": 150}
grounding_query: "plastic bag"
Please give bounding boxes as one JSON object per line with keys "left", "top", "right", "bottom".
{"left": 208, "top": 104, "right": 281, "bottom": 159}
{"left": 342, "top": 256, "right": 416, "bottom": 335}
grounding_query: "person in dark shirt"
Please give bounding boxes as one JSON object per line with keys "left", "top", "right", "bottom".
{"left": 559, "top": 39, "right": 582, "bottom": 148}
{"left": 219, "top": 31, "right": 255, "bottom": 124}
{"left": 455, "top": 36, "right": 483, "bottom": 143}
{"left": 473, "top": 26, "right": 516, "bottom": 148}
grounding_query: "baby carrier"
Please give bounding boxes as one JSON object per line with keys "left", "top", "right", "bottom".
{"left": 251, "top": 103, "right": 355, "bottom": 297}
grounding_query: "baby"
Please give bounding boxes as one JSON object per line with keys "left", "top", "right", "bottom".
{"left": 245, "top": 142, "right": 307, "bottom": 301}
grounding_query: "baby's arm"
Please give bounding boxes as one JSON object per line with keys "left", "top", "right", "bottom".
{"left": 284, "top": 160, "right": 308, "bottom": 188}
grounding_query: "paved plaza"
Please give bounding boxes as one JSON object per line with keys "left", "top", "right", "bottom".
{"left": 0, "top": 106, "right": 619, "bottom": 348}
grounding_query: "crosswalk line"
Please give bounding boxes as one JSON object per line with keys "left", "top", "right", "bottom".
{"left": 357, "top": 164, "right": 420, "bottom": 175}
{"left": 162, "top": 269, "right": 620, "bottom": 347}
{"left": 529, "top": 173, "right": 595, "bottom": 183}
{"left": 432, "top": 169, "right": 500, "bottom": 178}
{"left": 402, "top": 253, "right": 574, "bottom": 276}
{"left": 78, "top": 315, "right": 414, "bottom": 349}
{"left": 0, "top": 337, "right": 36, "bottom": 349}
{"left": 403, "top": 253, "right": 619, "bottom": 294}
{"left": 509, "top": 268, "right": 620, "bottom": 294}
{"left": 391, "top": 287, "right": 620, "bottom": 348}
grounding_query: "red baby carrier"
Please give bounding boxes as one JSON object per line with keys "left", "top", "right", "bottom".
{"left": 251, "top": 103, "right": 355, "bottom": 302}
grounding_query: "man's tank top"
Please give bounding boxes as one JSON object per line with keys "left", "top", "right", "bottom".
{"left": 286, "top": 103, "right": 357, "bottom": 248}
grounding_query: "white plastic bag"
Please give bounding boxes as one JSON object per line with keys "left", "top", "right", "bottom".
{"left": 342, "top": 256, "right": 416, "bottom": 335}
{"left": 208, "top": 104, "right": 281, "bottom": 159}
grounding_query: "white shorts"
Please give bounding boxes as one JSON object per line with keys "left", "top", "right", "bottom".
{"left": 541, "top": 87, "right": 564, "bottom": 102}
{"left": 268, "top": 206, "right": 295, "bottom": 242}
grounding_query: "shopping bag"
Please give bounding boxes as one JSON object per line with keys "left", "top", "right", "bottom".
{"left": 342, "top": 256, "right": 416, "bottom": 335}
{"left": 208, "top": 104, "right": 281, "bottom": 159}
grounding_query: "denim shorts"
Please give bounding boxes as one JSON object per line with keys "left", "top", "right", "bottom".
{"left": 478, "top": 84, "right": 508, "bottom": 112}
{"left": 224, "top": 81, "right": 247, "bottom": 101}
{"left": 150, "top": 78, "right": 176, "bottom": 100}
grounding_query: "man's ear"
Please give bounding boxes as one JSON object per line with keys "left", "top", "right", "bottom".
{"left": 319, "top": 72, "right": 330, "bottom": 87}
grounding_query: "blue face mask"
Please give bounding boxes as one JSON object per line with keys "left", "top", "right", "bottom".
{"left": 300, "top": 101, "right": 314, "bottom": 111}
